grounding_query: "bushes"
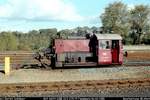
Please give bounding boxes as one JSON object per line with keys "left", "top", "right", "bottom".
{"left": 0, "top": 32, "right": 18, "bottom": 51}
{"left": 141, "top": 33, "right": 150, "bottom": 44}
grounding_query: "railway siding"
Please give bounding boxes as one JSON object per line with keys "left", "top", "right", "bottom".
{"left": 0, "top": 48, "right": 149, "bottom": 96}
{"left": 0, "top": 78, "right": 149, "bottom": 94}
{"left": 0, "top": 45, "right": 150, "bottom": 70}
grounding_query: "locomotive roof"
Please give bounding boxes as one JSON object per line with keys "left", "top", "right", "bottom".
{"left": 67, "top": 36, "right": 86, "bottom": 39}
{"left": 95, "top": 34, "right": 122, "bottom": 40}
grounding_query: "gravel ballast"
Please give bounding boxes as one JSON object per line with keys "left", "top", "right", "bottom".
{"left": 0, "top": 66, "right": 149, "bottom": 84}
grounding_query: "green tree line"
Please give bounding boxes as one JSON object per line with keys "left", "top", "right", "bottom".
{"left": 0, "top": 1, "right": 150, "bottom": 51}
{"left": 0, "top": 27, "right": 99, "bottom": 51}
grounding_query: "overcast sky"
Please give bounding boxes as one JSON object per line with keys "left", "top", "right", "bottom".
{"left": 0, "top": 0, "right": 150, "bottom": 32}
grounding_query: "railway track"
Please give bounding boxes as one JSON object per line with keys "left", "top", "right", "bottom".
{"left": 0, "top": 50, "right": 150, "bottom": 70}
{"left": 0, "top": 78, "right": 149, "bottom": 94}
{"left": 123, "top": 61, "right": 150, "bottom": 67}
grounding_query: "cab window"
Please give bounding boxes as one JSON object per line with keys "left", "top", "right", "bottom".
{"left": 99, "top": 40, "right": 110, "bottom": 49}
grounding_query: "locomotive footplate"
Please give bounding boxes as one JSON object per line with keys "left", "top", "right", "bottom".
{"left": 63, "top": 62, "right": 97, "bottom": 67}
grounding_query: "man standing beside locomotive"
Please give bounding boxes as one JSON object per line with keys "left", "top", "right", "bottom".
{"left": 88, "top": 31, "right": 98, "bottom": 62}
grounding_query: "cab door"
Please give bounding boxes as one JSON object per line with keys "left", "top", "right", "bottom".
{"left": 111, "top": 40, "right": 119, "bottom": 63}
{"left": 98, "top": 40, "right": 112, "bottom": 65}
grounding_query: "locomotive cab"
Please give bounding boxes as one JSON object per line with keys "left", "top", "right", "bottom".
{"left": 95, "top": 34, "right": 123, "bottom": 65}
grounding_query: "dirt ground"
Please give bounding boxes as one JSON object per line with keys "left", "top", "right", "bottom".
{"left": 126, "top": 51, "right": 150, "bottom": 61}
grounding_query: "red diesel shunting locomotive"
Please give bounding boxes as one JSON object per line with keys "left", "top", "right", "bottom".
{"left": 50, "top": 33, "right": 123, "bottom": 68}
